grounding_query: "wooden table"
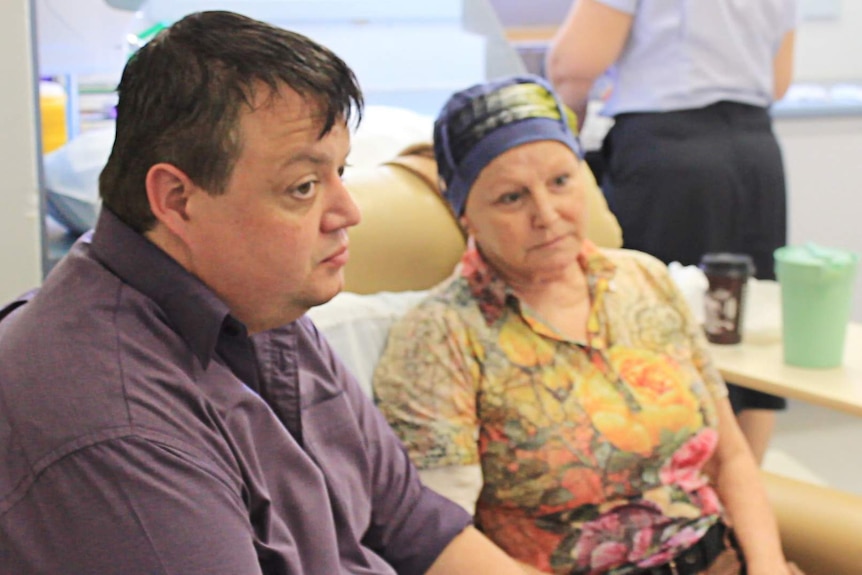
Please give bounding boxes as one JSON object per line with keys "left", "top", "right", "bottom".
{"left": 709, "top": 322, "right": 862, "bottom": 417}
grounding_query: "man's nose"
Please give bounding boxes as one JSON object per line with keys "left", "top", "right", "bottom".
{"left": 327, "top": 176, "right": 362, "bottom": 230}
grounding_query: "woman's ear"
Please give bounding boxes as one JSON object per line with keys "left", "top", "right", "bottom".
{"left": 145, "top": 163, "right": 195, "bottom": 238}
{"left": 458, "top": 213, "right": 472, "bottom": 238}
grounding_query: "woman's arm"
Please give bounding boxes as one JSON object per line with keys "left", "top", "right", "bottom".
{"left": 375, "top": 308, "right": 550, "bottom": 573}
{"left": 708, "top": 398, "right": 795, "bottom": 575}
{"left": 773, "top": 30, "right": 796, "bottom": 101}
{"left": 373, "top": 305, "right": 482, "bottom": 471}
{"left": 427, "top": 526, "right": 549, "bottom": 575}
{"left": 545, "top": 0, "right": 634, "bottom": 130}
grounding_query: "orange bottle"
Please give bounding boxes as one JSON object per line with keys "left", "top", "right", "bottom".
{"left": 39, "top": 80, "right": 69, "bottom": 154}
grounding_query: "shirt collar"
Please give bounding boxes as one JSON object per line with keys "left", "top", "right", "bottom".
{"left": 89, "top": 208, "right": 234, "bottom": 369}
{"left": 461, "top": 237, "right": 617, "bottom": 326}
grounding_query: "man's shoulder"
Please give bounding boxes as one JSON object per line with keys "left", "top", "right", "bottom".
{"left": 0, "top": 249, "right": 202, "bottom": 491}
{"left": 0, "top": 247, "right": 164, "bottom": 368}
{"left": 0, "top": 289, "right": 36, "bottom": 324}
{"left": 1, "top": 256, "right": 114, "bottom": 361}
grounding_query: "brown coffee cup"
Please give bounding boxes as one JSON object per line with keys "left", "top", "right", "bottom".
{"left": 699, "top": 253, "right": 755, "bottom": 344}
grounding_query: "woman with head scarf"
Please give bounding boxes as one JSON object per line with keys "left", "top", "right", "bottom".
{"left": 373, "top": 76, "right": 799, "bottom": 575}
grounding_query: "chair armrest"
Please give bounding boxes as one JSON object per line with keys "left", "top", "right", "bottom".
{"left": 762, "top": 470, "right": 862, "bottom": 575}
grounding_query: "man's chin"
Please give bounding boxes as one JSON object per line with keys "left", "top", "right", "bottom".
{"left": 306, "top": 278, "right": 345, "bottom": 310}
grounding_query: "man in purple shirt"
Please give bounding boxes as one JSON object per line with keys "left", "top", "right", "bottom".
{"left": 0, "top": 11, "right": 533, "bottom": 575}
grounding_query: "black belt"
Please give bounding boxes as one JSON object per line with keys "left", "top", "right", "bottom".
{"left": 640, "top": 522, "right": 737, "bottom": 575}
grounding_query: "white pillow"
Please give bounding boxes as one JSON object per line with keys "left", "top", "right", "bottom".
{"left": 345, "top": 105, "right": 434, "bottom": 171}
{"left": 306, "top": 290, "right": 428, "bottom": 397}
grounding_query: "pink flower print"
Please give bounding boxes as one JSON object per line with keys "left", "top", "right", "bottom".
{"left": 660, "top": 429, "right": 718, "bottom": 491}
{"left": 665, "top": 525, "right": 702, "bottom": 549}
{"left": 461, "top": 245, "right": 482, "bottom": 278}
{"left": 573, "top": 506, "right": 664, "bottom": 572}
{"left": 590, "top": 542, "right": 629, "bottom": 572}
{"left": 629, "top": 528, "right": 654, "bottom": 562}
{"left": 639, "top": 547, "right": 677, "bottom": 568}
{"left": 696, "top": 485, "right": 722, "bottom": 516}
{"left": 638, "top": 524, "right": 706, "bottom": 568}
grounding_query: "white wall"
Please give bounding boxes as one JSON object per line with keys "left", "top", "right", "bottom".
{"left": 795, "top": 2, "right": 862, "bottom": 81}
{"left": 0, "top": 0, "right": 42, "bottom": 303}
{"left": 774, "top": 115, "right": 862, "bottom": 322}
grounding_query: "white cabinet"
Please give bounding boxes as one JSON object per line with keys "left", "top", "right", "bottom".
{"left": 0, "top": 0, "right": 43, "bottom": 303}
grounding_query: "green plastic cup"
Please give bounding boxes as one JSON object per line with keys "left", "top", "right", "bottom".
{"left": 774, "top": 244, "right": 859, "bottom": 368}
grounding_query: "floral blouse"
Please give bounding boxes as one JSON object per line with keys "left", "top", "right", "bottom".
{"left": 373, "top": 242, "right": 728, "bottom": 574}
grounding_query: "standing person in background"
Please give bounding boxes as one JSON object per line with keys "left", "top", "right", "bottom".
{"left": 545, "top": 0, "right": 797, "bottom": 464}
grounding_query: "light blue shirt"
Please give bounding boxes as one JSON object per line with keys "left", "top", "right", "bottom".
{"left": 596, "top": 0, "right": 798, "bottom": 116}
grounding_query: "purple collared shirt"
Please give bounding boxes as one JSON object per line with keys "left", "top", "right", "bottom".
{"left": 0, "top": 209, "right": 470, "bottom": 575}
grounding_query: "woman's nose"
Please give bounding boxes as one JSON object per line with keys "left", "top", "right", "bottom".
{"left": 532, "top": 189, "right": 560, "bottom": 227}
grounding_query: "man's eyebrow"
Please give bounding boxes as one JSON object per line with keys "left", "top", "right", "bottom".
{"left": 279, "top": 145, "right": 351, "bottom": 171}
{"left": 281, "top": 151, "right": 328, "bottom": 168}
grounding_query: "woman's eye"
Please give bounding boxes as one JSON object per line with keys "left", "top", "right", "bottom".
{"left": 497, "top": 191, "right": 523, "bottom": 205}
{"left": 291, "top": 180, "right": 318, "bottom": 199}
{"left": 552, "top": 174, "right": 571, "bottom": 187}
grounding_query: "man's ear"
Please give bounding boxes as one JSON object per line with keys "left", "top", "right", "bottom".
{"left": 145, "top": 163, "right": 195, "bottom": 237}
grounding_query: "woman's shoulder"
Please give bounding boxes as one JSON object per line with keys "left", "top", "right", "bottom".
{"left": 395, "top": 274, "right": 480, "bottom": 328}
{"left": 378, "top": 276, "right": 489, "bottom": 371}
{"left": 597, "top": 247, "right": 683, "bottom": 303}
{"left": 599, "top": 247, "right": 672, "bottom": 278}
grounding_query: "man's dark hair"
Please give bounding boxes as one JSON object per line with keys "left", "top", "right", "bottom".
{"left": 99, "top": 10, "right": 363, "bottom": 232}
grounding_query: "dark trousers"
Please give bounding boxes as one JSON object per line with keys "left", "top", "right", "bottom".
{"left": 601, "top": 101, "right": 787, "bottom": 411}
{"left": 601, "top": 101, "right": 785, "bottom": 280}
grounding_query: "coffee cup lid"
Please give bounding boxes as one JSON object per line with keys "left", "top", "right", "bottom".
{"left": 699, "top": 252, "right": 755, "bottom": 277}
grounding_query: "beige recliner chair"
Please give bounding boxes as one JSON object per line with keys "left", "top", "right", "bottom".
{"left": 339, "top": 145, "right": 862, "bottom": 575}
{"left": 343, "top": 143, "right": 623, "bottom": 294}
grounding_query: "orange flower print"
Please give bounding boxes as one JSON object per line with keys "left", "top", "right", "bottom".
{"left": 558, "top": 466, "right": 604, "bottom": 508}
{"left": 594, "top": 412, "right": 654, "bottom": 455}
{"left": 610, "top": 348, "right": 698, "bottom": 408}
{"left": 577, "top": 348, "right": 703, "bottom": 455}
{"left": 498, "top": 320, "right": 556, "bottom": 367}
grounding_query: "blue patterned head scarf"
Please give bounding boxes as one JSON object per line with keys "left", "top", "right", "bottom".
{"left": 433, "top": 75, "right": 584, "bottom": 216}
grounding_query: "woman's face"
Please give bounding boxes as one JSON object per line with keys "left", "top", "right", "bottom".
{"left": 460, "top": 140, "right": 587, "bottom": 283}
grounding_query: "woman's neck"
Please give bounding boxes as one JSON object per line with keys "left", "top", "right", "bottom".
{"left": 505, "top": 262, "right": 589, "bottom": 306}
{"left": 505, "top": 264, "right": 592, "bottom": 342}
